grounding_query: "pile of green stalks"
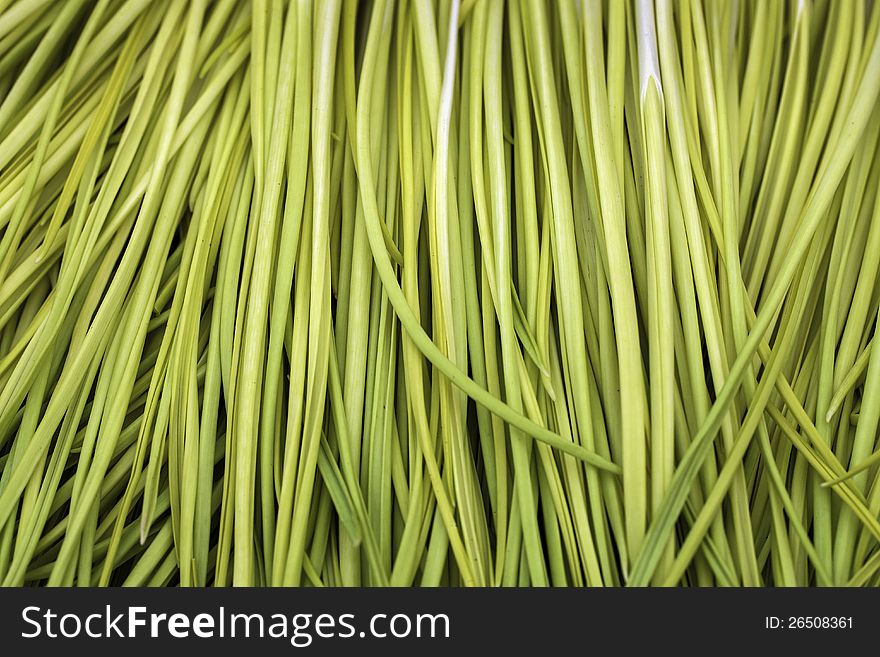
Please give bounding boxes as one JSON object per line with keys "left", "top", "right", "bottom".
{"left": 0, "top": 0, "right": 878, "bottom": 588}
